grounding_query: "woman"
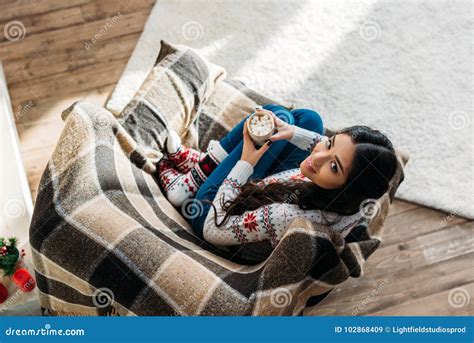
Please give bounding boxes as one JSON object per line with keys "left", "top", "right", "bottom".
{"left": 158, "top": 104, "right": 397, "bottom": 251}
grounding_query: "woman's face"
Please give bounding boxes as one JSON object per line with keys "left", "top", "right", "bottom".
{"left": 300, "top": 133, "right": 356, "bottom": 189}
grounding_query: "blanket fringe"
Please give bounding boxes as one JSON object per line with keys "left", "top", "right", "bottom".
{"left": 106, "top": 307, "right": 120, "bottom": 316}
{"left": 42, "top": 306, "right": 120, "bottom": 317}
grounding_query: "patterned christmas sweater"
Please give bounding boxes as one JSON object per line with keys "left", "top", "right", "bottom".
{"left": 203, "top": 126, "right": 363, "bottom": 247}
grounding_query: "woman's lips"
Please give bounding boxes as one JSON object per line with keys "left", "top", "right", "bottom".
{"left": 306, "top": 156, "right": 316, "bottom": 173}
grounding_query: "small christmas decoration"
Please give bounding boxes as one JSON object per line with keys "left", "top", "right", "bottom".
{"left": 12, "top": 268, "right": 35, "bottom": 292}
{"left": 0, "top": 237, "right": 36, "bottom": 299}
{"left": 0, "top": 237, "right": 20, "bottom": 276}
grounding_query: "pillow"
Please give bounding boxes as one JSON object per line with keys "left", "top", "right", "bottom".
{"left": 117, "top": 40, "right": 227, "bottom": 162}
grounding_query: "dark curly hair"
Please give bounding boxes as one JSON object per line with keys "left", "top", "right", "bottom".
{"left": 211, "top": 125, "right": 398, "bottom": 227}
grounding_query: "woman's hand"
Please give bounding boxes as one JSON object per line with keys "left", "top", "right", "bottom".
{"left": 261, "top": 109, "right": 295, "bottom": 142}
{"left": 241, "top": 120, "right": 272, "bottom": 167}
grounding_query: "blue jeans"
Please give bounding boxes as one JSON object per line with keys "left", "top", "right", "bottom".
{"left": 190, "top": 104, "right": 324, "bottom": 239}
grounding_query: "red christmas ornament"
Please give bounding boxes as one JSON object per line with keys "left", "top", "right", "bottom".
{"left": 0, "top": 282, "right": 8, "bottom": 303}
{"left": 12, "top": 268, "right": 35, "bottom": 292}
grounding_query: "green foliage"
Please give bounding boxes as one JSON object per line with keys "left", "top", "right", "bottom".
{"left": 0, "top": 237, "right": 20, "bottom": 276}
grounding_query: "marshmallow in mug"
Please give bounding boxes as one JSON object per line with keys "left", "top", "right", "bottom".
{"left": 247, "top": 108, "right": 275, "bottom": 145}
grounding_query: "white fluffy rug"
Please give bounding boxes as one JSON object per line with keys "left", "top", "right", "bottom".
{"left": 107, "top": 0, "right": 473, "bottom": 219}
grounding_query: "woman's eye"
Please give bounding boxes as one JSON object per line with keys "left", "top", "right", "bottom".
{"left": 330, "top": 161, "right": 338, "bottom": 173}
{"left": 326, "top": 139, "right": 332, "bottom": 149}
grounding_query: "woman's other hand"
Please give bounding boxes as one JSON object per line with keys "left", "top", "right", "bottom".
{"left": 241, "top": 120, "right": 272, "bottom": 167}
{"left": 264, "top": 109, "right": 295, "bottom": 142}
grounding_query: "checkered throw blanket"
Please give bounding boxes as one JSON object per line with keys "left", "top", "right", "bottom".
{"left": 29, "top": 77, "right": 407, "bottom": 316}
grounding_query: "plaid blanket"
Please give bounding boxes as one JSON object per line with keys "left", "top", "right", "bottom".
{"left": 29, "top": 68, "right": 408, "bottom": 316}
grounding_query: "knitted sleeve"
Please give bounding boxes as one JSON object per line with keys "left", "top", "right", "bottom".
{"left": 288, "top": 126, "right": 326, "bottom": 151}
{"left": 202, "top": 160, "right": 294, "bottom": 247}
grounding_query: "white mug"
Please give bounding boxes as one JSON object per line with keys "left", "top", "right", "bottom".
{"left": 246, "top": 108, "right": 275, "bottom": 145}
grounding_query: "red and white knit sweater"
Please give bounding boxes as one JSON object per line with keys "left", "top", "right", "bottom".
{"left": 203, "top": 126, "right": 363, "bottom": 248}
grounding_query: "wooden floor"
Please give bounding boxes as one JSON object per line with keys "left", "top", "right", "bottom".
{"left": 1, "top": 0, "right": 472, "bottom": 316}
